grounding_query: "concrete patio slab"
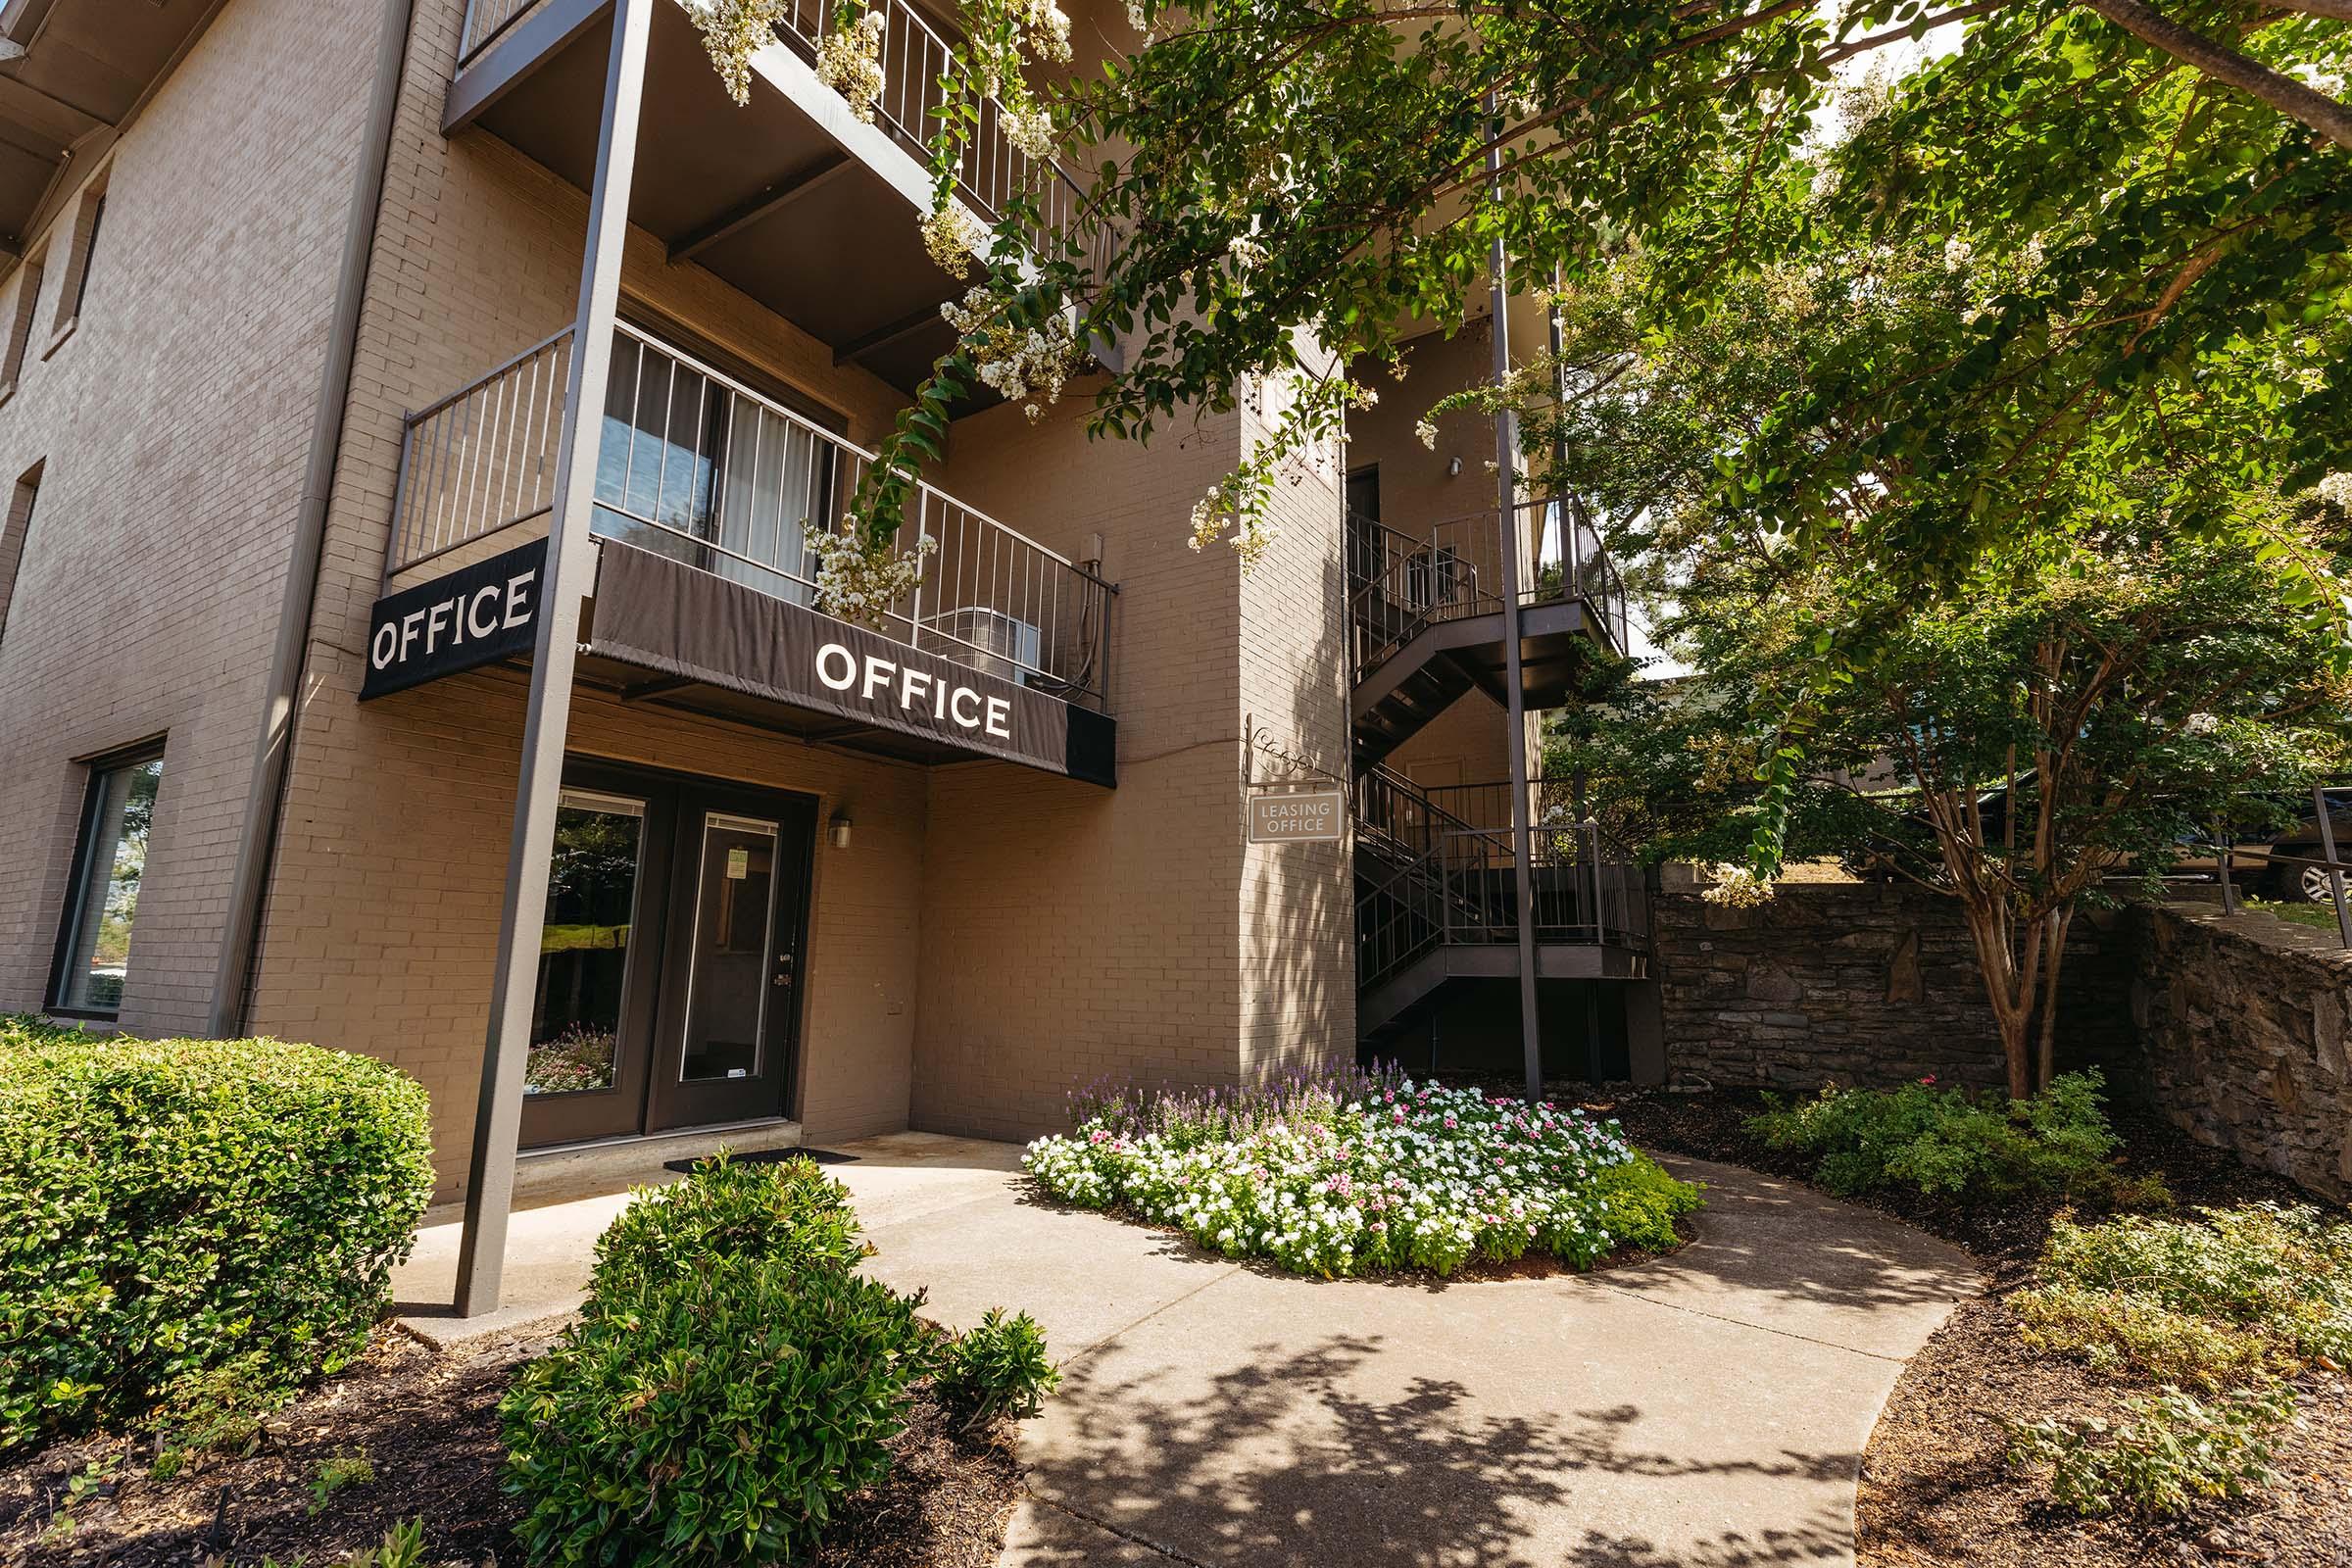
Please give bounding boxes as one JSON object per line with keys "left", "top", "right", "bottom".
{"left": 824, "top": 1135, "right": 1979, "bottom": 1568}
{"left": 391, "top": 1128, "right": 1980, "bottom": 1566}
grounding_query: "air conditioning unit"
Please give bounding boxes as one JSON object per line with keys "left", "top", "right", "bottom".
{"left": 924, "top": 606, "right": 1044, "bottom": 686}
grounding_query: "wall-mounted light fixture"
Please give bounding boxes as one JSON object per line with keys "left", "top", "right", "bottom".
{"left": 1446, "top": 456, "right": 1463, "bottom": 477}
{"left": 828, "top": 808, "right": 854, "bottom": 850}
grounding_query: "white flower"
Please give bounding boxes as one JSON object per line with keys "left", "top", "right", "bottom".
{"left": 1414, "top": 418, "right": 1439, "bottom": 451}
{"left": 813, "top": 9, "right": 887, "bottom": 122}
{"left": 1700, "top": 863, "right": 1777, "bottom": 908}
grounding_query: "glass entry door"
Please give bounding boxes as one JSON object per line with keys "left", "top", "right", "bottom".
{"left": 519, "top": 780, "right": 671, "bottom": 1147}
{"left": 648, "top": 785, "right": 812, "bottom": 1132}
{"left": 519, "top": 764, "right": 813, "bottom": 1148}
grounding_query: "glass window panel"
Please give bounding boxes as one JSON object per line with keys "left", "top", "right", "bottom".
{"left": 56, "top": 755, "right": 162, "bottom": 1013}
{"left": 524, "top": 792, "right": 645, "bottom": 1097}
{"left": 678, "top": 812, "right": 776, "bottom": 1083}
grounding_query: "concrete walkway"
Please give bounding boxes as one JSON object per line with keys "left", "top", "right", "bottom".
{"left": 835, "top": 1133, "right": 1979, "bottom": 1568}
{"left": 393, "top": 1131, "right": 1979, "bottom": 1566}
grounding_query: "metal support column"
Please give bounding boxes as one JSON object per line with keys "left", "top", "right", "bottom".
{"left": 453, "top": 0, "right": 653, "bottom": 1317}
{"left": 2315, "top": 786, "right": 2352, "bottom": 948}
{"left": 1488, "top": 102, "right": 1543, "bottom": 1103}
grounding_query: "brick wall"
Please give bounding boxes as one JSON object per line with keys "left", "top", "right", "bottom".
{"left": 906, "top": 374, "right": 1359, "bottom": 1143}
{"left": 247, "top": 0, "right": 953, "bottom": 1191}
{"left": 0, "top": 0, "right": 379, "bottom": 1033}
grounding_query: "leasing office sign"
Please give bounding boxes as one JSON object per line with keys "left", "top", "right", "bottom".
{"left": 359, "top": 538, "right": 549, "bottom": 700}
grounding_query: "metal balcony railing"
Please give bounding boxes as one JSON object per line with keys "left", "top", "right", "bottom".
{"left": 1355, "top": 765, "right": 1649, "bottom": 992}
{"left": 1347, "top": 496, "right": 1631, "bottom": 676}
{"left": 456, "top": 0, "right": 1108, "bottom": 273}
{"left": 385, "top": 322, "right": 1113, "bottom": 706}
{"left": 458, "top": 0, "right": 541, "bottom": 66}
{"left": 768, "top": 0, "right": 1101, "bottom": 270}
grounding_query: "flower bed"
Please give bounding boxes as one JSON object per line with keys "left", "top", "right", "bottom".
{"left": 1022, "top": 1069, "right": 1699, "bottom": 1277}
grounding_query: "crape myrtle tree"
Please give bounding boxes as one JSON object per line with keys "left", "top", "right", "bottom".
{"left": 1518, "top": 234, "right": 2350, "bottom": 1097}
{"left": 1554, "top": 509, "right": 2349, "bottom": 1097}
{"left": 681, "top": 0, "right": 2352, "bottom": 594}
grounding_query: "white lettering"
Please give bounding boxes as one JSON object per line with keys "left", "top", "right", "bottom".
{"left": 861, "top": 655, "right": 897, "bottom": 701}
{"left": 370, "top": 621, "right": 398, "bottom": 669}
{"left": 900, "top": 666, "right": 931, "bottom": 710}
{"left": 815, "top": 643, "right": 858, "bottom": 691}
{"left": 425, "top": 599, "right": 452, "bottom": 656}
{"left": 467, "top": 584, "right": 502, "bottom": 640}
{"left": 503, "top": 570, "right": 536, "bottom": 629}
{"left": 984, "top": 695, "right": 1011, "bottom": 739}
{"left": 950, "top": 687, "right": 982, "bottom": 729}
{"left": 400, "top": 608, "right": 425, "bottom": 662}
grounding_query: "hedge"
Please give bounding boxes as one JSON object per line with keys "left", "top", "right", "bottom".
{"left": 0, "top": 1014, "right": 436, "bottom": 1454}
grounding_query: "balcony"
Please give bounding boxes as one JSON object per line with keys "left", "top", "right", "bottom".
{"left": 1347, "top": 497, "right": 1630, "bottom": 767}
{"left": 444, "top": 0, "right": 1100, "bottom": 394}
{"left": 383, "top": 320, "right": 1115, "bottom": 781}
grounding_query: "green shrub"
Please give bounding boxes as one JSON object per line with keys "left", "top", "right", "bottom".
{"left": 938, "top": 1308, "right": 1059, "bottom": 1427}
{"left": 2012, "top": 1204, "right": 2352, "bottom": 1383}
{"left": 1746, "top": 1070, "right": 2119, "bottom": 1200}
{"left": 1590, "top": 1154, "right": 1706, "bottom": 1253}
{"left": 590, "top": 1150, "right": 865, "bottom": 1299}
{"left": 2004, "top": 1383, "right": 2294, "bottom": 1516}
{"left": 0, "top": 1016, "right": 435, "bottom": 1456}
{"left": 502, "top": 1257, "right": 930, "bottom": 1566}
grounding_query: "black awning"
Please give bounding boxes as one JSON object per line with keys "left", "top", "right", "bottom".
{"left": 585, "top": 541, "right": 1114, "bottom": 788}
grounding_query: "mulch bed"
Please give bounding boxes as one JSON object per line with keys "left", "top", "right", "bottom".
{"left": 1565, "top": 1082, "right": 2352, "bottom": 1568}
{"left": 0, "top": 1323, "right": 1025, "bottom": 1567}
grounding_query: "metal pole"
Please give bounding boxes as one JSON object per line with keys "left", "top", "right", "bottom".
{"left": 2314, "top": 786, "right": 2352, "bottom": 949}
{"left": 2215, "top": 819, "right": 2237, "bottom": 915}
{"left": 1487, "top": 99, "right": 1544, "bottom": 1104}
{"left": 453, "top": 0, "right": 653, "bottom": 1317}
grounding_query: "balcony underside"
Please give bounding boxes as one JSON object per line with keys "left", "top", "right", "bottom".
{"left": 577, "top": 541, "right": 1115, "bottom": 786}
{"left": 1359, "top": 942, "right": 1651, "bottom": 1037}
{"left": 1351, "top": 598, "right": 1606, "bottom": 766}
{"left": 0, "top": 0, "right": 223, "bottom": 251}
{"left": 451, "top": 0, "right": 965, "bottom": 394}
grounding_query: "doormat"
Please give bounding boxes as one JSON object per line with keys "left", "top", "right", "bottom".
{"left": 663, "top": 1146, "right": 858, "bottom": 1174}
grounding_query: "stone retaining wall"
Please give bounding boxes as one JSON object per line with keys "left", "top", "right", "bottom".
{"left": 2119, "top": 906, "right": 2352, "bottom": 1202}
{"left": 1651, "top": 875, "right": 2352, "bottom": 1201}
{"left": 1652, "top": 878, "right": 2132, "bottom": 1096}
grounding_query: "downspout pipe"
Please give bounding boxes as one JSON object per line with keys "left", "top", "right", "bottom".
{"left": 208, "top": 0, "right": 417, "bottom": 1035}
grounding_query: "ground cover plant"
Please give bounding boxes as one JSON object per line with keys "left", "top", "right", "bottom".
{"left": 1024, "top": 1066, "right": 1700, "bottom": 1277}
{"left": 1593, "top": 1081, "right": 2352, "bottom": 1563}
{"left": 1745, "top": 1071, "right": 2125, "bottom": 1200}
{"left": 501, "top": 1153, "right": 1056, "bottom": 1568}
{"left": 2013, "top": 1203, "right": 2352, "bottom": 1387}
{"left": 0, "top": 1013, "right": 435, "bottom": 1461}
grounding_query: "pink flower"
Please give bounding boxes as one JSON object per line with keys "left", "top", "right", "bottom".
{"left": 1919, "top": 1074, "right": 1937, "bottom": 1087}
{"left": 1444, "top": 1115, "right": 1458, "bottom": 1130}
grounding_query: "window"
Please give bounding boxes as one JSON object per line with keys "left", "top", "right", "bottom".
{"left": 0, "top": 251, "right": 43, "bottom": 396}
{"left": 46, "top": 178, "right": 106, "bottom": 353}
{"left": 50, "top": 743, "right": 165, "bottom": 1017}
{"left": 0, "top": 462, "right": 38, "bottom": 645}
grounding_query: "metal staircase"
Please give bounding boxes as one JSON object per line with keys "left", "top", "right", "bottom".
{"left": 1349, "top": 500, "right": 1632, "bottom": 771}
{"left": 1348, "top": 498, "right": 1651, "bottom": 1041}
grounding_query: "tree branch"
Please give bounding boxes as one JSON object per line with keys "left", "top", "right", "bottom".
{"left": 2080, "top": 0, "right": 2352, "bottom": 148}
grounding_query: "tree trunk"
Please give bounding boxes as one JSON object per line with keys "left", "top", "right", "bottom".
{"left": 2034, "top": 906, "right": 2075, "bottom": 1092}
{"left": 1957, "top": 895, "right": 2037, "bottom": 1098}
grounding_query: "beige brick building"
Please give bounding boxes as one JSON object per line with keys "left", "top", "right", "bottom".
{"left": 0, "top": 0, "right": 1648, "bottom": 1305}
